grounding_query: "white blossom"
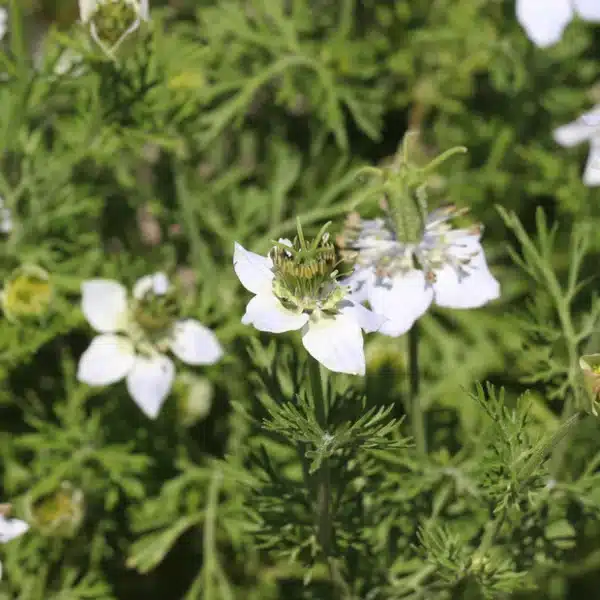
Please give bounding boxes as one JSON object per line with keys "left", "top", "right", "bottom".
{"left": 341, "top": 207, "right": 500, "bottom": 337}
{"left": 0, "top": 509, "right": 29, "bottom": 580}
{"left": 234, "top": 241, "right": 384, "bottom": 376}
{"left": 553, "top": 106, "right": 600, "bottom": 186}
{"left": 516, "top": 0, "right": 600, "bottom": 47}
{"left": 77, "top": 273, "right": 223, "bottom": 419}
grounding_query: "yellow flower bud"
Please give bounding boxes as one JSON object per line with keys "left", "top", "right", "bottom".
{"left": 1, "top": 265, "right": 53, "bottom": 321}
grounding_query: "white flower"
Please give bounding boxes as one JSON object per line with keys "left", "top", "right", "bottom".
{"left": 79, "top": 0, "right": 150, "bottom": 56}
{"left": 233, "top": 241, "right": 383, "bottom": 376}
{"left": 341, "top": 207, "right": 500, "bottom": 337}
{"left": 0, "top": 197, "right": 11, "bottom": 234}
{"left": 0, "top": 509, "right": 29, "bottom": 580}
{"left": 77, "top": 272, "right": 223, "bottom": 419}
{"left": 516, "top": 0, "right": 600, "bottom": 47}
{"left": 553, "top": 106, "right": 600, "bottom": 186}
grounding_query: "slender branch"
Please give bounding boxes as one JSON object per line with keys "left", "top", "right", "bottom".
{"left": 308, "top": 358, "right": 332, "bottom": 555}
{"left": 409, "top": 324, "right": 427, "bottom": 455}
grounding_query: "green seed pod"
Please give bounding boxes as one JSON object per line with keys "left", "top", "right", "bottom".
{"left": 25, "top": 482, "right": 84, "bottom": 538}
{"left": 1, "top": 264, "right": 53, "bottom": 321}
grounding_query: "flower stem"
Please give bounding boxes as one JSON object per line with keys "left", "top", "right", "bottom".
{"left": 307, "top": 358, "right": 333, "bottom": 557}
{"left": 409, "top": 324, "right": 427, "bottom": 455}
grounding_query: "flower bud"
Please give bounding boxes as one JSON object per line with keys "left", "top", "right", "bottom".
{"left": 175, "top": 373, "right": 214, "bottom": 427}
{"left": 1, "top": 265, "right": 53, "bottom": 321}
{"left": 579, "top": 354, "right": 600, "bottom": 416}
{"left": 79, "top": 0, "right": 149, "bottom": 57}
{"left": 25, "top": 482, "right": 84, "bottom": 538}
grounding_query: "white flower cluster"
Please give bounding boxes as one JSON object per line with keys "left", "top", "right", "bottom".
{"left": 516, "top": 0, "right": 600, "bottom": 186}
{"left": 233, "top": 210, "right": 499, "bottom": 374}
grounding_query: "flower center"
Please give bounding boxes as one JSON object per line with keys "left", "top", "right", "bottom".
{"left": 90, "top": 0, "right": 139, "bottom": 47}
{"left": 129, "top": 288, "right": 178, "bottom": 351}
{"left": 270, "top": 237, "right": 347, "bottom": 314}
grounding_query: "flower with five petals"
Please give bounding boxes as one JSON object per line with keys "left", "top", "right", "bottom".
{"left": 339, "top": 206, "right": 500, "bottom": 337}
{"left": 77, "top": 272, "right": 223, "bottom": 418}
{"left": 233, "top": 233, "right": 383, "bottom": 376}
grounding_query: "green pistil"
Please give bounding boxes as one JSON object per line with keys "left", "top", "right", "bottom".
{"left": 270, "top": 223, "right": 346, "bottom": 313}
{"left": 386, "top": 186, "right": 426, "bottom": 246}
{"left": 91, "top": 0, "right": 138, "bottom": 46}
{"left": 131, "top": 290, "right": 178, "bottom": 344}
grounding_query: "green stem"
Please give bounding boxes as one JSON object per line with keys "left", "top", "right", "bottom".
{"left": 409, "top": 324, "right": 427, "bottom": 455}
{"left": 308, "top": 358, "right": 332, "bottom": 556}
{"left": 550, "top": 300, "right": 580, "bottom": 477}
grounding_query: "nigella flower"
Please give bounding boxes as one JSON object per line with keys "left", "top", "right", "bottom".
{"left": 77, "top": 272, "right": 223, "bottom": 419}
{"left": 339, "top": 205, "right": 500, "bottom": 337}
{"left": 233, "top": 227, "right": 384, "bottom": 375}
{"left": 516, "top": 0, "right": 600, "bottom": 47}
{"left": 0, "top": 504, "right": 29, "bottom": 580}
{"left": 553, "top": 106, "right": 600, "bottom": 186}
{"left": 0, "top": 196, "right": 11, "bottom": 234}
{"left": 79, "top": 0, "right": 149, "bottom": 57}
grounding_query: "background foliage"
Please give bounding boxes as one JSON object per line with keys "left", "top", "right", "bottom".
{"left": 1, "top": 0, "right": 600, "bottom": 598}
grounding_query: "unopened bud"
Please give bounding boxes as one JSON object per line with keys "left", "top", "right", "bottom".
{"left": 79, "top": 0, "right": 150, "bottom": 57}
{"left": 25, "top": 482, "right": 84, "bottom": 538}
{"left": 1, "top": 265, "right": 53, "bottom": 321}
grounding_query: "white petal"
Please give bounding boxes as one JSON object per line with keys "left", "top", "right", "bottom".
{"left": 242, "top": 292, "right": 308, "bottom": 333}
{"left": 553, "top": 119, "right": 597, "bottom": 147}
{"left": 301, "top": 313, "right": 366, "bottom": 375}
{"left": 170, "top": 319, "right": 223, "bottom": 365}
{"left": 341, "top": 268, "right": 374, "bottom": 305}
{"left": 516, "top": 0, "right": 573, "bottom": 47}
{"left": 81, "top": 280, "right": 128, "bottom": 333}
{"left": 77, "top": 334, "right": 135, "bottom": 385}
{"left": 339, "top": 300, "right": 386, "bottom": 333}
{"left": 126, "top": 354, "right": 175, "bottom": 419}
{"left": 368, "top": 270, "right": 434, "bottom": 337}
{"left": 0, "top": 517, "right": 28, "bottom": 543}
{"left": 133, "top": 272, "right": 170, "bottom": 299}
{"left": 233, "top": 242, "right": 274, "bottom": 295}
{"left": 433, "top": 242, "right": 500, "bottom": 309}
{"left": 574, "top": 0, "right": 600, "bottom": 20}
{"left": 583, "top": 139, "right": 600, "bottom": 186}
